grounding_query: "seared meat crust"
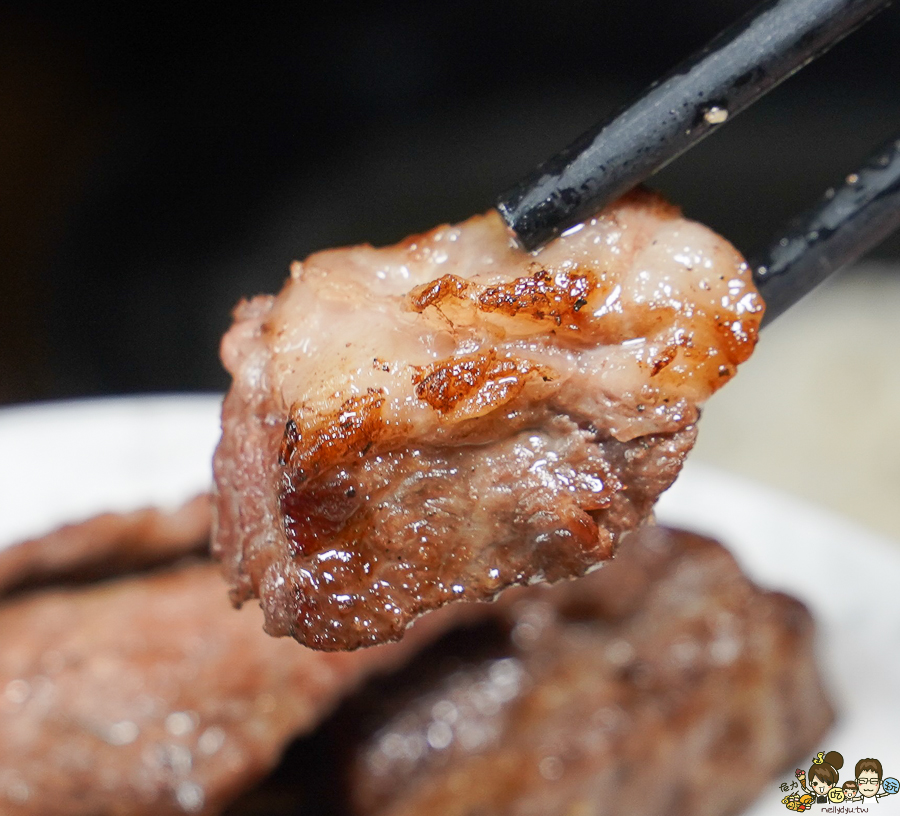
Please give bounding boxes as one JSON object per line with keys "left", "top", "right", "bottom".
{"left": 213, "top": 192, "right": 762, "bottom": 650}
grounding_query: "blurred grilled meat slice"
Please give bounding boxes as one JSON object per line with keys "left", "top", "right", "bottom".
{"left": 0, "top": 494, "right": 210, "bottom": 597}
{"left": 213, "top": 191, "right": 763, "bottom": 650}
{"left": 0, "top": 560, "right": 469, "bottom": 816}
{"left": 0, "top": 509, "right": 829, "bottom": 816}
{"left": 339, "top": 527, "right": 832, "bottom": 816}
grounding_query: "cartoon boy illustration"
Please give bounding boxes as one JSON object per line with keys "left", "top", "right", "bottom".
{"left": 798, "top": 751, "right": 843, "bottom": 804}
{"left": 854, "top": 758, "right": 899, "bottom": 802}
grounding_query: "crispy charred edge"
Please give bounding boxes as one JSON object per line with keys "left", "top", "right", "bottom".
{"left": 278, "top": 389, "right": 387, "bottom": 483}
{"left": 649, "top": 341, "right": 680, "bottom": 377}
{"left": 405, "top": 216, "right": 761, "bottom": 387}
{"left": 411, "top": 349, "right": 556, "bottom": 417}
{"left": 407, "top": 273, "right": 471, "bottom": 311}
{"left": 277, "top": 391, "right": 387, "bottom": 560}
{"left": 407, "top": 265, "right": 602, "bottom": 333}
{"left": 406, "top": 264, "right": 762, "bottom": 383}
{"left": 477, "top": 264, "right": 596, "bottom": 328}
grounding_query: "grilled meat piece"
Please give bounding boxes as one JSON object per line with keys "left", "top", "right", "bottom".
{"left": 338, "top": 527, "right": 832, "bottom": 816}
{"left": 213, "top": 191, "right": 762, "bottom": 650}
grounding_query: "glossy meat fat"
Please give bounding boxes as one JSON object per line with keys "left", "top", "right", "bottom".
{"left": 213, "top": 192, "right": 763, "bottom": 650}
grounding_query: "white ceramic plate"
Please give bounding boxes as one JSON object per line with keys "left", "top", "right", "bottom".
{"left": 0, "top": 394, "right": 222, "bottom": 546}
{"left": 1, "top": 395, "right": 898, "bottom": 811}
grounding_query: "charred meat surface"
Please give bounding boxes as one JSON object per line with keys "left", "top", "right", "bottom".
{"left": 337, "top": 527, "right": 832, "bottom": 816}
{"left": 213, "top": 191, "right": 763, "bottom": 650}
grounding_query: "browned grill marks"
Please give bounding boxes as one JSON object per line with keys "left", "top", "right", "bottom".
{"left": 280, "top": 389, "right": 387, "bottom": 482}
{"left": 412, "top": 350, "right": 551, "bottom": 417}
{"left": 409, "top": 267, "right": 602, "bottom": 334}
{"left": 476, "top": 266, "right": 597, "bottom": 329}
{"left": 408, "top": 274, "right": 470, "bottom": 312}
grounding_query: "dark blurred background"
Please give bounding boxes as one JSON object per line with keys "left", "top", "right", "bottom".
{"left": 2, "top": 0, "right": 899, "bottom": 406}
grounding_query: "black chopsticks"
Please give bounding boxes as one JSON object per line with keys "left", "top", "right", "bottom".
{"left": 497, "top": 0, "right": 892, "bottom": 252}
{"left": 752, "top": 133, "right": 900, "bottom": 325}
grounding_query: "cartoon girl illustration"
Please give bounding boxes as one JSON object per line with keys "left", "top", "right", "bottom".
{"left": 798, "top": 751, "right": 844, "bottom": 804}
